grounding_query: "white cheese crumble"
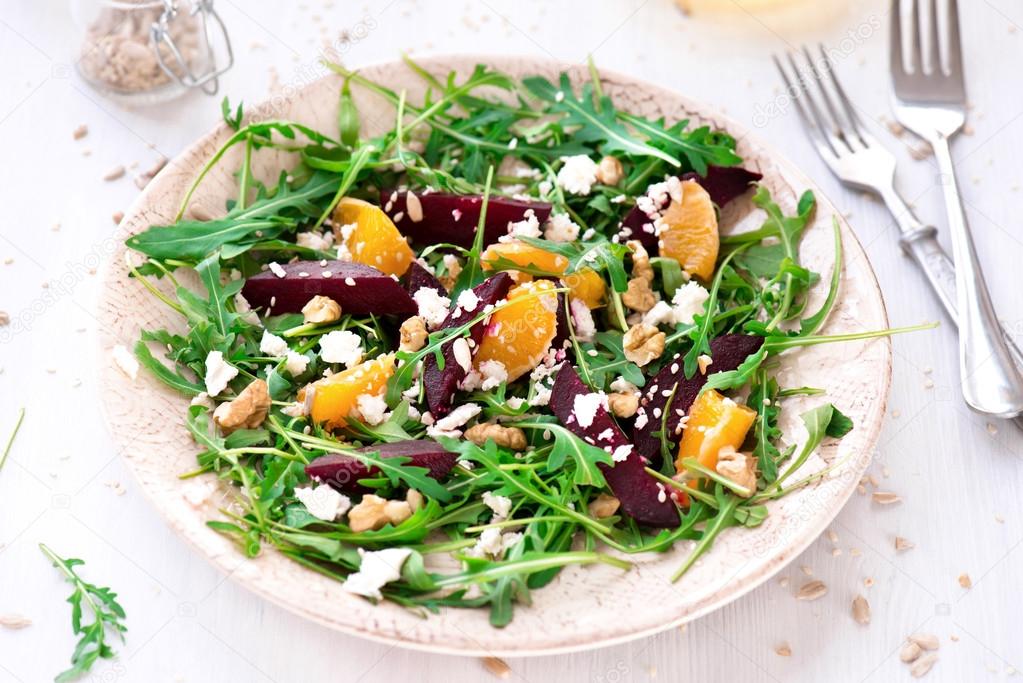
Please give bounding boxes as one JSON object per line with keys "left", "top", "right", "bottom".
{"left": 573, "top": 392, "right": 606, "bottom": 429}
{"left": 465, "top": 527, "right": 523, "bottom": 559}
{"left": 455, "top": 288, "right": 480, "bottom": 313}
{"left": 506, "top": 209, "right": 541, "bottom": 239}
{"left": 294, "top": 484, "right": 351, "bottom": 521}
{"left": 413, "top": 287, "right": 451, "bottom": 329}
{"left": 343, "top": 547, "right": 413, "bottom": 600}
{"left": 319, "top": 330, "right": 364, "bottom": 367}
{"left": 427, "top": 403, "right": 481, "bottom": 438}
{"left": 356, "top": 393, "right": 389, "bottom": 425}
{"left": 111, "top": 344, "right": 139, "bottom": 381}
{"left": 284, "top": 350, "right": 309, "bottom": 376}
{"left": 544, "top": 213, "right": 580, "bottom": 242}
{"left": 204, "top": 351, "right": 238, "bottom": 396}
{"left": 556, "top": 155, "right": 598, "bottom": 196}
{"left": 259, "top": 330, "right": 289, "bottom": 357}
{"left": 612, "top": 444, "right": 633, "bottom": 463}
{"left": 569, "top": 298, "right": 596, "bottom": 342}
{"left": 295, "top": 230, "right": 334, "bottom": 251}
{"left": 478, "top": 360, "right": 508, "bottom": 391}
{"left": 670, "top": 281, "right": 710, "bottom": 325}
{"left": 482, "top": 491, "right": 513, "bottom": 520}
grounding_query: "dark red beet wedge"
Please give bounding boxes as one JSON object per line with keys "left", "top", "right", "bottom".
{"left": 306, "top": 439, "right": 458, "bottom": 494}
{"left": 241, "top": 260, "right": 416, "bottom": 316}
{"left": 382, "top": 190, "right": 552, "bottom": 249}
{"left": 620, "top": 165, "right": 762, "bottom": 251}
{"left": 422, "top": 273, "right": 514, "bottom": 417}
{"left": 404, "top": 260, "right": 447, "bottom": 297}
{"left": 632, "top": 333, "right": 765, "bottom": 461}
{"left": 549, "top": 365, "right": 680, "bottom": 528}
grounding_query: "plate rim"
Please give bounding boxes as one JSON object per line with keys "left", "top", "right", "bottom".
{"left": 95, "top": 53, "right": 892, "bottom": 657}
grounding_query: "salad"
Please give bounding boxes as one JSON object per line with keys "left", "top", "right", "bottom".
{"left": 122, "top": 58, "right": 919, "bottom": 626}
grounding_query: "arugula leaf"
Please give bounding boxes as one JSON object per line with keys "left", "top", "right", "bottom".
{"left": 40, "top": 544, "right": 127, "bottom": 683}
{"left": 522, "top": 74, "right": 680, "bottom": 166}
{"left": 515, "top": 419, "right": 613, "bottom": 487}
{"left": 616, "top": 113, "right": 742, "bottom": 174}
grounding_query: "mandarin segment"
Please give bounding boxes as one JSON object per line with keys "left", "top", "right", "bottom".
{"left": 333, "top": 197, "right": 415, "bottom": 277}
{"left": 658, "top": 180, "right": 719, "bottom": 281}
{"left": 482, "top": 241, "right": 606, "bottom": 309}
{"left": 474, "top": 280, "right": 559, "bottom": 381}
{"left": 562, "top": 268, "right": 606, "bottom": 309}
{"left": 307, "top": 354, "right": 395, "bottom": 428}
{"left": 675, "top": 388, "right": 756, "bottom": 476}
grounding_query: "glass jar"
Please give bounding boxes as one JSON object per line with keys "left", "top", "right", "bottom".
{"left": 70, "top": 0, "right": 233, "bottom": 105}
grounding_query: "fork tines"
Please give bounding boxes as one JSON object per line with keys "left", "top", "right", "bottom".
{"left": 773, "top": 45, "right": 870, "bottom": 159}
{"left": 890, "top": 0, "right": 964, "bottom": 101}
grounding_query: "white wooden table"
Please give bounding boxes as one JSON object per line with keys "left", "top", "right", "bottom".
{"left": 2, "top": 1, "right": 1022, "bottom": 680}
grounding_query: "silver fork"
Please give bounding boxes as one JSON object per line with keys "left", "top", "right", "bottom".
{"left": 891, "top": 0, "right": 1023, "bottom": 418}
{"left": 773, "top": 46, "right": 1023, "bottom": 423}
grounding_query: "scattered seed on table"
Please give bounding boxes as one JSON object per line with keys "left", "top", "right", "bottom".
{"left": 895, "top": 536, "right": 915, "bottom": 551}
{"left": 852, "top": 595, "right": 870, "bottom": 625}
{"left": 827, "top": 529, "right": 838, "bottom": 543}
{"left": 910, "top": 633, "right": 940, "bottom": 651}
{"left": 481, "top": 657, "right": 510, "bottom": 679}
{"left": 112, "top": 211, "right": 124, "bottom": 225}
{"left": 958, "top": 573, "right": 972, "bottom": 589}
{"left": 800, "top": 565, "right": 813, "bottom": 576}
{"left": 0, "top": 614, "right": 31, "bottom": 629}
{"left": 103, "top": 165, "right": 126, "bottom": 181}
{"left": 910, "top": 653, "right": 938, "bottom": 678}
{"left": 900, "top": 641, "right": 922, "bottom": 662}
{"left": 796, "top": 580, "right": 827, "bottom": 601}
{"left": 72, "top": 124, "right": 88, "bottom": 140}
{"left": 872, "top": 491, "right": 901, "bottom": 505}
{"left": 986, "top": 423, "right": 998, "bottom": 435}
{"left": 775, "top": 643, "right": 792, "bottom": 657}
{"left": 863, "top": 577, "right": 875, "bottom": 588}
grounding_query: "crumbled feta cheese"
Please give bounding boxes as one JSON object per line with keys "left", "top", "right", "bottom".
{"left": 319, "top": 330, "right": 363, "bottom": 367}
{"left": 295, "top": 484, "right": 351, "bottom": 521}
{"left": 570, "top": 299, "right": 596, "bottom": 342}
{"left": 259, "top": 330, "right": 289, "bottom": 357}
{"left": 452, "top": 337, "right": 472, "bottom": 373}
{"left": 556, "top": 155, "right": 599, "bottom": 196}
{"left": 478, "top": 360, "right": 508, "bottom": 391}
{"left": 538, "top": 179, "right": 553, "bottom": 196}
{"left": 190, "top": 392, "right": 213, "bottom": 408}
{"left": 544, "top": 213, "right": 580, "bottom": 243}
{"left": 295, "top": 230, "right": 334, "bottom": 251}
{"left": 284, "top": 350, "right": 309, "bottom": 376}
{"left": 355, "top": 393, "right": 390, "bottom": 426}
{"left": 634, "top": 408, "right": 649, "bottom": 429}
{"left": 459, "top": 370, "right": 482, "bottom": 391}
{"left": 343, "top": 547, "right": 413, "bottom": 600}
{"left": 573, "top": 392, "right": 606, "bottom": 429}
{"left": 268, "top": 261, "right": 287, "bottom": 278}
{"left": 506, "top": 209, "right": 541, "bottom": 239}
{"left": 112, "top": 344, "right": 139, "bottom": 381}
{"left": 529, "top": 384, "right": 552, "bottom": 407}
{"left": 482, "top": 491, "right": 513, "bottom": 520}
{"left": 452, "top": 208, "right": 463, "bottom": 221}
{"left": 465, "top": 527, "right": 523, "bottom": 559}
{"left": 642, "top": 300, "right": 675, "bottom": 327}
{"left": 427, "top": 403, "right": 481, "bottom": 437}
{"left": 612, "top": 444, "right": 633, "bottom": 462}
{"left": 413, "top": 287, "right": 451, "bottom": 329}
{"left": 456, "top": 288, "right": 480, "bottom": 313}
{"left": 671, "top": 281, "right": 710, "bottom": 325}
{"left": 204, "top": 351, "right": 238, "bottom": 396}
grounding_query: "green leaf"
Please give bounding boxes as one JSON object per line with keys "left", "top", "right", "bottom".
{"left": 514, "top": 420, "right": 612, "bottom": 488}
{"left": 133, "top": 341, "right": 204, "bottom": 396}
{"left": 338, "top": 77, "right": 360, "bottom": 147}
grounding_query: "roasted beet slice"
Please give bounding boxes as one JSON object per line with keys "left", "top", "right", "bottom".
{"left": 382, "top": 190, "right": 552, "bottom": 249}
{"left": 620, "top": 165, "right": 762, "bottom": 250}
{"left": 242, "top": 260, "right": 416, "bottom": 316}
{"left": 305, "top": 439, "right": 457, "bottom": 495}
{"left": 551, "top": 291, "right": 571, "bottom": 351}
{"left": 549, "top": 365, "right": 680, "bottom": 528}
{"left": 422, "top": 273, "right": 514, "bottom": 417}
{"left": 404, "top": 260, "right": 447, "bottom": 297}
{"left": 632, "top": 334, "right": 765, "bottom": 461}
{"left": 681, "top": 165, "right": 763, "bottom": 208}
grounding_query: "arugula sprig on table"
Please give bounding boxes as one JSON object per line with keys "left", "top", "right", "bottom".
{"left": 40, "top": 545, "right": 127, "bottom": 683}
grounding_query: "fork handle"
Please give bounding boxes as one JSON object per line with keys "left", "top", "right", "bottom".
{"left": 898, "top": 225, "right": 1023, "bottom": 370}
{"left": 929, "top": 137, "right": 1023, "bottom": 417}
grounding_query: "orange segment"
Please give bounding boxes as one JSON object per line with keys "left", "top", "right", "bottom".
{"left": 307, "top": 354, "right": 395, "bottom": 429}
{"left": 561, "top": 268, "right": 606, "bottom": 309}
{"left": 675, "top": 389, "right": 756, "bottom": 476}
{"left": 482, "top": 240, "right": 569, "bottom": 275}
{"left": 658, "top": 180, "right": 719, "bottom": 281}
{"left": 482, "top": 241, "right": 605, "bottom": 309}
{"left": 333, "top": 197, "right": 414, "bottom": 277}
{"left": 474, "top": 280, "right": 558, "bottom": 382}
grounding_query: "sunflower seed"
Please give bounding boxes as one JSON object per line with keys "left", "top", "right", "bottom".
{"left": 910, "top": 653, "right": 938, "bottom": 678}
{"left": 852, "top": 595, "right": 870, "bottom": 624}
{"left": 900, "top": 641, "right": 922, "bottom": 662}
{"left": 481, "top": 657, "right": 510, "bottom": 679}
{"left": 872, "top": 491, "right": 901, "bottom": 505}
{"left": 103, "top": 165, "right": 126, "bottom": 182}
{"left": 910, "top": 633, "right": 940, "bottom": 651}
{"left": 775, "top": 643, "right": 792, "bottom": 656}
{"left": 0, "top": 614, "right": 31, "bottom": 629}
{"left": 895, "top": 536, "right": 915, "bottom": 551}
{"left": 958, "top": 573, "right": 972, "bottom": 589}
{"left": 796, "top": 580, "right": 827, "bottom": 601}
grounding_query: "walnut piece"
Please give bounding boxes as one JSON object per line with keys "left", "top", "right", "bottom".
{"left": 588, "top": 493, "right": 621, "bottom": 519}
{"left": 696, "top": 354, "right": 713, "bottom": 375}
{"left": 347, "top": 494, "right": 413, "bottom": 532}
{"left": 623, "top": 323, "right": 665, "bottom": 366}
{"left": 213, "top": 379, "right": 270, "bottom": 434}
{"left": 608, "top": 392, "right": 639, "bottom": 418}
{"left": 464, "top": 422, "right": 527, "bottom": 450}
{"left": 714, "top": 445, "right": 756, "bottom": 496}
{"left": 595, "top": 156, "right": 624, "bottom": 186}
{"left": 302, "top": 295, "right": 342, "bottom": 324}
{"left": 622, "top": 277, "right": 656, "bottom": 313}
{"left": 399, "top": 315, "right": 428, "bottom": 352}
{"left": 626, "top": 240, "right": 654, "bottom": 282}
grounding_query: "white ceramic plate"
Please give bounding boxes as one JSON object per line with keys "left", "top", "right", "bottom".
{"left": 96, "top": 55, "right": 891, "bottom": 656}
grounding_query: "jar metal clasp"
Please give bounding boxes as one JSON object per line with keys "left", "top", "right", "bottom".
{"left": 151, "top": 0, "right": 233, "bottom": 95}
